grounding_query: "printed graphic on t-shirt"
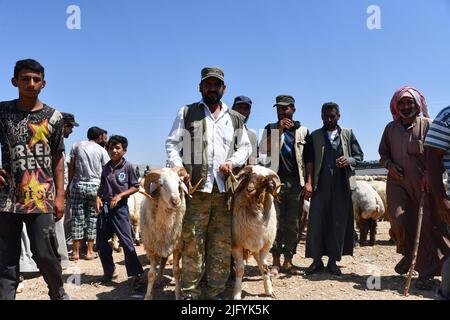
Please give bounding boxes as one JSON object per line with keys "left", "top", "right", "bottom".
{"left": 118, "top": 172, "right": 127, "bottom": 183}
{"left": 0, "top": 100, "right": 65, "bottom": 214}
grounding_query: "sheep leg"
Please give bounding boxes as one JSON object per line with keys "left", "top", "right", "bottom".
{"left": 299, "top": 209, "right": 308, "bottom": 239}
{"left": 359, "top": 220, "right": 369, "bottom": 246}
{"left": 135, "top": 223, "right": 141, "bottom": 246}
{"left": 256, "top": 249, "right": 274, "bottom": 298}
{"left": 369, "top": 219, "right": 377, "bottom": 246}
{"left": 112, "top": 233, "right": 121, "bottom": 252}
{"left": 172, "top": 250, "right": 181, "bottom": 300}
{"left": 144, "top": 253, "right": 158, "bottom": 300}
{"left": 232, "top": 246, "right": 245, "bottom": 300}
{"left": 158, "top": 257, "right": 168, "bottom": 283}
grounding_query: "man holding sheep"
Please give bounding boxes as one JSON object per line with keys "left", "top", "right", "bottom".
{"left": 166, "top": 67, "right": 252, "bottom": 300}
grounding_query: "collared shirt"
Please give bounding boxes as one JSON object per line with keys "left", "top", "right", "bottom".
{"left": 166, "top": 100, "right": 252, "bottom": 193}
{"left": 97, "top": 158, "right": 139, "bottom": 202}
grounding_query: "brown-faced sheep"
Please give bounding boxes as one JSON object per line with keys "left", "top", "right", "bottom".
{"left": 139, "top": 167, "right": 200, "bottom": 300}
{"left": 231, "top": 165, "right": 282, "bottom": 300}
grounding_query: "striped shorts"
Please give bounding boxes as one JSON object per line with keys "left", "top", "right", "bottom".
{"left": 70, "top": 182, "right": 99, "bottom": 241}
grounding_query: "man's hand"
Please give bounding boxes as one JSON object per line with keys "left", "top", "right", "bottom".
{"left": 336, "top": 156, "right": 349, "bottom": 168}
{"left": 53, "top": 195, "right": 65, "bottom": 222}
{"left": 304, "top": 182, "right": 313, "bottom": 201}
{"left": 95, "top": 196, "right": 103, "bottom": 215}
{"left": 219, "top": 161, "right": 233, "bottom": 176}
{"left": 279, "top": 119, "right": 294, "bottom": 134}
{"left": 0, "top": 169, "right": 9, "bottom": 188}
{"left": 388, "top": 163, "right": 404, "bottom": 181}
{"left": 110, "top": 194, "right": 123, "bottom": 209}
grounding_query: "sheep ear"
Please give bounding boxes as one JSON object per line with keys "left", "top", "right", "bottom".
{"left": 180, "top": 179, "right": 190, "bottom": 196}
{"left": 149, "top": 182, "right": 160, "bottom": 194}
{"left": 232, "top": 166, "right": 252, "bottom": 194}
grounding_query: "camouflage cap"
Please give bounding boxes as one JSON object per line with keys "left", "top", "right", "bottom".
{"left": 201, "top": 67, "right": 225, "bottom": 82}
{"left": 273, "top": 95, "right": 295, "bottom": 107}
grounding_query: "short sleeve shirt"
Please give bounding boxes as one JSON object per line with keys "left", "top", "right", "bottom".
{"left": 97, "top": 159, "right": 140, "bottom": 202}
{"left": 0, "top": 100, "right": 65, "bottom": 214}
{"left": 70, "top": 140, "right": 110, "bottom": 185}
{"left": 424, "top": 106, "right": 450, "bottom": 197}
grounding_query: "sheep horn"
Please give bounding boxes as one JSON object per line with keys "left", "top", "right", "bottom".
{"left": 266, "top": 173, "right": 282, "bottom": 196}
{"left": 172, "top": 166, "right": 188, "bottom": 178}
{"left": 189, "top": 178, "right": 203, "bottom": 195}
{"left": 141, "top": 169, "right": 162, "bottom": 193}
{"left": 138, "top": 190, "right": 154, "bottom": 201}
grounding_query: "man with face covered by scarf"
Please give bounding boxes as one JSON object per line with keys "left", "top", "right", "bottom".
{"left": 166, "top": 67, "right": 251, "bottom": 299}
{"left": 379, "top": 86, "right": 450, "bottom": 291}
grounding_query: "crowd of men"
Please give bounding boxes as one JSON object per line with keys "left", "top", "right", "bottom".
{"left": 0, "top": 60, "right": 448, "bottom": 300}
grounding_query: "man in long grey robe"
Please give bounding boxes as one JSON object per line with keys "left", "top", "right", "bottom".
{"left": 304, "top": 102, "right": 363, "bottom": 276}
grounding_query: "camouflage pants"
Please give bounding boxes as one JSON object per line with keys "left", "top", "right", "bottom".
{"left": 181, "top": 188, "right": 231, "bottom": 299}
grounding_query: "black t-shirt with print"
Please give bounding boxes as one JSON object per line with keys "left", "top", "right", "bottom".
{"left": 0, "top": 100, "right": 65, "bottom": 214}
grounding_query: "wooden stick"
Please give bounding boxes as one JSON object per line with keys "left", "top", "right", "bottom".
{"left": 403, "top": 193, "right": 426, "bottom": 296}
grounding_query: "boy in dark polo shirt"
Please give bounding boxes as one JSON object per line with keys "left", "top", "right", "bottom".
{"left": 95, "top": 135, "right": 144, "bottom": 288}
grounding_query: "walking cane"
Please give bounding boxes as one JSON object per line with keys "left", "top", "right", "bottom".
{"left": 403, "top": 193, "right": 426, "bottom": 296}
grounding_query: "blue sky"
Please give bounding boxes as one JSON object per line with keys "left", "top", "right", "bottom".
{"left": 1, "top": 0, "right": 450, "bottom": 166}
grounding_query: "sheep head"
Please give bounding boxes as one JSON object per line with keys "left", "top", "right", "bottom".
{"left": 140, "top": 168, "right": 189, "bottom": 209}
{"left": 234, "top": 165, "right": 282, "bottom": 202}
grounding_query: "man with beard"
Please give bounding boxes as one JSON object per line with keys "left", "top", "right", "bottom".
{"left": 68, "top": 126, "right": 109, "bottom": 261}
{"left": 385, "top": 91, "right": 450, "bottom": 291}
{"left": 166, "top": 67, "right": 251, "bottom": 300}
{"left": 304, "top": 102, "right": 363, "bottom": 276}
{"left": 232, "top": 96, "right": 258, "bottom": 164}
{"left": 259, "top": 95, "right": 309, "bottom": 276}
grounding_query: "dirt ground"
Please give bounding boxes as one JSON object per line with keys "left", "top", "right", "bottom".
{"left": 16, "top": 221, "right": 442, "bottom": 300}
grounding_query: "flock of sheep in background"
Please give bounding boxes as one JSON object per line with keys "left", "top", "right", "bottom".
{"left": 118, "top": 166, "right": 393, "bottom": 300}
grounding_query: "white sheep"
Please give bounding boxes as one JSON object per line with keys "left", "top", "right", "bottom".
{"left": 128, "top": 189, "right": 146, "bottom": 245}
{"left": 352, "top": 180, "right": 385, "bottom": 246}
{"left": 299, "top": 199, "right": 310, "bottom": 239}
{"left": 231, "top": 165, "right": 281, "bottom": 300}
{"left": 139, "top": 167, "right": 200, "bottom": 300}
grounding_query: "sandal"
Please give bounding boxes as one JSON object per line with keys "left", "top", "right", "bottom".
{"left": 282, "top": 265, "right": 304, "bottom": 276}
{"left": 69, "top": 255, "right": 79, "bottom": 261}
